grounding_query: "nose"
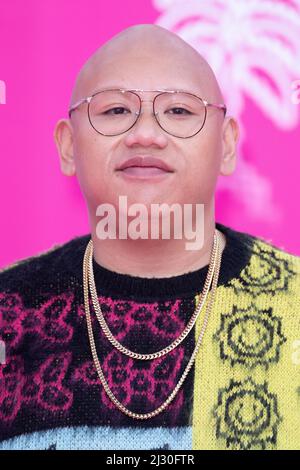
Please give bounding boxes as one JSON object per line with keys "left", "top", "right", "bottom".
{"left": 123, "top": 100, "right": 168, "bottom": 148}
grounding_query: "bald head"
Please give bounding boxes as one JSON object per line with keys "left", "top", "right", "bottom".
{"left": 69, "top": 23, "right": 224, "bottom": 109}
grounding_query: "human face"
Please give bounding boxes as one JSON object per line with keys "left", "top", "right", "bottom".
{"left": 56, "top": 42, "right": 232, "bottom": 227}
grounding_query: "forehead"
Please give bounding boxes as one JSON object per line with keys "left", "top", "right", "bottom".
{"left": 71, "top": 35, "right": 223, "bottom": 106}
{"left": 82, "top": 74, "right": 208, "bottom": 103}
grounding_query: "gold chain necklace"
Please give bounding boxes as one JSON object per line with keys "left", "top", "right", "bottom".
{"left": 86, "top": 230, "right": 219, "bottom": 360}
{"left": 83, "top": 230, "right": 223, "bottom": 420}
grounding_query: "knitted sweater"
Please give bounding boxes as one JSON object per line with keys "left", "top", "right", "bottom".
{"left": 0, "top": 222, "right": 299, "bottom": 450}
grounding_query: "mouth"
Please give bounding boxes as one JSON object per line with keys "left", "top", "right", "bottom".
{"left": 115, "top": 155, "right": 175, "bottom": 180}
{"left": 116, "top": 166, "right": 174, "bottom": 179}
{"left": 116, "top": 155, "right": 174, "bottom": 172}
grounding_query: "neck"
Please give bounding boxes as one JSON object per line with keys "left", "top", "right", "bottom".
{"left": 89, "top": 211, "right": 226, "bottom": 279}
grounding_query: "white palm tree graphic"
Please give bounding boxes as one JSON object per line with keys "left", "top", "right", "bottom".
{"left": 153, "top": 0, "right": 300, "bottom": 220}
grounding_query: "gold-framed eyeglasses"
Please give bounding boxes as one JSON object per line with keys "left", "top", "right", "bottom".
{"left": 68, "top": 88, "right": 227, "bottom": 139}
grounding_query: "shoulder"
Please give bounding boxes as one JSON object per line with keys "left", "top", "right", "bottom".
{"left": 219, "top": 221, "right": 300, "bottom": 270}
{"left": 0, "top": 234, "right": 90, "bottom": 292}
{"left": 219, "top": 222, "right": 300, "bottom": 297}
{"left": 240, "top": 227, "right": 300, "bottom": 278}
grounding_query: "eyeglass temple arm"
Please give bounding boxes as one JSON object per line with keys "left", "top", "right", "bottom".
{"left": 68, "top": 97, "right": 92, "bottom": 117}
{"left": 204, "top": 100, "right": 227, "bottom": 116}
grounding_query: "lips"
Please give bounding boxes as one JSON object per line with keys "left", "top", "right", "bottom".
{"left": 116, "top": 155, "right": 174, "bottom": 173}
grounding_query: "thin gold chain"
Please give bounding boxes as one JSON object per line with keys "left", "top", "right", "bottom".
{"left": 83, "top": 230, "right": 222, "bottom": 420}
{"left": 86, "top": 230, "right": 219, "bottom": 360}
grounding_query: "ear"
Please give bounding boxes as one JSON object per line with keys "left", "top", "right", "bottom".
{"left": 220, "top": 116, "right": 239, "bottom": 176}
{"left": 53, "top": 118, "right": 76, "bottom": 176}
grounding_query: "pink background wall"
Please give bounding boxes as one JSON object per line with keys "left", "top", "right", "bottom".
{"left": 0, "top": 0, "right": 299, "bottom": 269}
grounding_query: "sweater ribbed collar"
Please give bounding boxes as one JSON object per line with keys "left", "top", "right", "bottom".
{"left": 65, "top": 222, "right": 254, "bottom": 301}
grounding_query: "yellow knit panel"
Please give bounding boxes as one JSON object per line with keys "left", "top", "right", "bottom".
{"left": 192, "top": 239, "right": 300, "bottom": 450}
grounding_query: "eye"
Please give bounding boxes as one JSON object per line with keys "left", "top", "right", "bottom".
{"left": 166, "top": 107, "right": 192, "bottom": 115}
{"left": 103, "top": 107, "right": 131, "bottom": 115}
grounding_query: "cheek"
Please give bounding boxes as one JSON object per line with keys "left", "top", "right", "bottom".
{"left": 73, "top": 133, "right": 111, "bottom": 206}
{"left": 184, "top": 130, "right": 222, "bottom": 199}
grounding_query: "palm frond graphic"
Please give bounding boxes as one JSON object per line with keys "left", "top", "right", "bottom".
{"left": 153, "top": 0, "right": 300, "bottom": 220}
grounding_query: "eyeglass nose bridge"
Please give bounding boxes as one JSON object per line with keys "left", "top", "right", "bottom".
{"left": 134, "top": 110, "right": 159, "bottom": 117}
{"left": 132, "top": 105, "right": 160, "bottom": 132}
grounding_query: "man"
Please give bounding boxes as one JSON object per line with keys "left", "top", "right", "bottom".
{"left": 0, "top": 24, "right": 299, "bottom": 450}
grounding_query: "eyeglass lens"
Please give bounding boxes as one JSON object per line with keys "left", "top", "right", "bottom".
{"left": 88, "top": 90, "right": 207, "bottom": 137}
